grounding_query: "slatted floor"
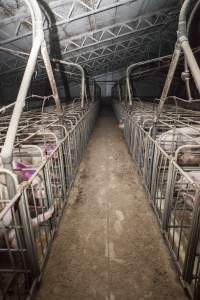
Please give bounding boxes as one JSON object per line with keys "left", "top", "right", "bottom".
{"left": 34, "top": 104, "right": 187, "bottom": 300}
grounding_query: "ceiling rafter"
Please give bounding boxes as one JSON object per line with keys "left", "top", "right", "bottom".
{"left": 0, "top": 0, "right": 138, "bottom": 46}
{"left": 0, "top": 6, "right": 178, "bottom": 77}
{"left": 0, "top": 0, "right": 181, "bottom": 83}
{"left": 60, "top": 8, "right": 178, "bottom": 57}
{"left": 0, "top": 28, "right": 175, "bottom": 77}
{"left": 64, "top": 29, "right": 176, "bottom": 65}
{"left": 87, "top": 41, "right": 173, "bottom": 76}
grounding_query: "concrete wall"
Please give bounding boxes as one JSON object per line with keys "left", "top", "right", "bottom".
{"left": 95, "top": 70, "right": 126, "bottom": 98}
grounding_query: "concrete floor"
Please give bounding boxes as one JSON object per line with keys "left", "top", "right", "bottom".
{"left": 34, "top": 105, "right": 187, "bottom": 300}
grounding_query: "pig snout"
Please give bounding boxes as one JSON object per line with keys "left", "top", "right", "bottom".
{"left": 178, "top": 152, "right": 200, "bottom": 167}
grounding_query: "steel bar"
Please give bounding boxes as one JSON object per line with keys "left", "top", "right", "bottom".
{"left": 60, "top": 9, "right": 178, "bottom": 57}
{"left": 1, "top": 39, "right": 42, "bottom": 169}
{"left": 0, "top": 99, "right": 100, "bottom": 299}
{"left": 178, "top": 0, "right": 200, "bottom": 94}
{"left": 112, "top": 99, "right": 200, "bottom": 299}
{"left": 52, "top": 58, "right": 86, "bottom": 108}
{"left": 155, "top": 43, "right": 182, "bottom": 121}
{"left": 126, "top": 54, "right": 173, "bottom": 105}
{"left": 0, "top": 47, "right": 81, "bottom": 79}
{"left": 41, "top": 41, "right": 62, "bottom": 114}
{"left": 155, "top": 0, "right": 200, "bottom": 122}
{"left": 1, "top": 0, "right": 62, "bottom": 173}
{"left": 0, "top": 0, "right": 137, "bottom": 46}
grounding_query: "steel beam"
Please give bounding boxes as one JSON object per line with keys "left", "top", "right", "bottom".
{"left": 0, "top": 6, "right": 178, "bottom": 77}
{"left": 60, "top": 9, "right": 178, "bottom": 57}
{"left": 0, "top": 0, "right": 138, "bottom": 46}
{"left": 0, "top": 22, "right": 175, "bottom": 77}
{"left": 68, "top": 31, "right": 175, "bottom": 65}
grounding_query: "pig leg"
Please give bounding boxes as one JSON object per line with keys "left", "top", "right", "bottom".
{"left": 31, "top": 205, "right": 55, "bottom": 227}
{"left": 1, "top": 209, "right": 12, "bottom": 227}
{"left": 8, "top": 229, "right": 17, "bottom": 249}
{"left": 0, "top": 227, "right": 18, "bottom": 249}
{"left": 1, "top": 205, "right": 55, "bottom": 249}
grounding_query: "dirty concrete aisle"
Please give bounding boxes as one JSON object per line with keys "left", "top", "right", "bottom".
{"left": 35, "top": 105, "right": 187, "bottom": 300}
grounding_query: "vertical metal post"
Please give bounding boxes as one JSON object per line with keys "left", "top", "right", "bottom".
{"left": 118, "top": 81, "right": 122, "bottom": 102}
{"left": 52, "top": 59, "right": 86, "bottom": 108}
{"left": 184, "top": 58, "right": 192, "bottom": 100}
{"left": 155, "top": 43, "right": 181, "bottom": 121}
{"left": 178, "top": 0, "right": 200, "bottom": 95}
{"left": 182, "top": 189, "right": 200, "bottom": 283}
{"left": 93, "top": 80, "right": 96, "bottom": 102}
{"left": 0, "top": 0, "right": 62, "bottom": 282}
{"left": 20, "top": 191, "right": 40, "bottom": 277}
{"left": 126, "top": 54, "right": 173, "bottom": 109}
{"left": 162, "top": 160, "right": 174, "bottom": 230}
{"left": 41, "top": 41, "right": 63, "bottom": 114}
{"left": 126, "top": 67, "right": 133, "bottom": 106}
{"left": 1, "top": 40, "right": 41, "bottom": 169}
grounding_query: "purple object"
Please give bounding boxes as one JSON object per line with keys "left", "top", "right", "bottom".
{"left": 14, "top": 161, "right": 35, "bottom": 179}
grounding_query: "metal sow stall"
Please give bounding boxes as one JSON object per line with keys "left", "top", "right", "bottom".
{"left": 113, "top": 100, "right": 200, "bottom": 299}
{"left": 112, "top": 0, "right": 200, "bottom": 298}
{"left": 0, "top": 100, "right": 99, "bottom": 300}
{"left": 0, "top": 0, "right": 100, "bottom": 299}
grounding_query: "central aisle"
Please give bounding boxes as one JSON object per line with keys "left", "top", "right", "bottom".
{"left": 35, "top": 105, "right": 187, "bottom": 300}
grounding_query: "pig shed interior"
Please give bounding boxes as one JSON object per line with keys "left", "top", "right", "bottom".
{"left": 2, "top": 0, "right": 200, "bottom": 299}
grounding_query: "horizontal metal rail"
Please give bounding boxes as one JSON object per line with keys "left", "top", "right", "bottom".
{"left": 113, "top": 99, "right": 200, "bottom": 299}
{"left": 1, "top": 0, "right": 62, "bottom": 178}
{"left": 0, "top": 100, "right": 99, "bottom": 299}
{"left": 52, "top": 58, "right": 87, "bottom": 108}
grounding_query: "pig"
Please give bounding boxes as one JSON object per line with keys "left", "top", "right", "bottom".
{"left": 176, "top": 170, "right": 200, "bottom": 209}
{"left": 12, "top": 161, "right": 46, "bottom": 205}
{"left": 177, "top": 149, "right": 200, "bottom": 166}
{"left": 0, "top": 163, "right": 45, "bottom": 217}
{"left": 157, "top": 127, "right": 200, "bottom": 167}
{"left": 0, "top": 157, "right": 61, "bottom": 249}
{"left": 0, "top": 162, "right": 57, "bottom": 249}
{"left": 157, "top": 127, "right": 200, "bottom": 153}
{"left": 0, "top": 202, "right": 55, "bottom": 249}
{"left": 133, "top": 113, "right": 154, "bottom": 124}
{"left": 16, "top": 143, "right": 56, "bottom": 167}
{"left": 118, "top": 113, "right": 154, "bottom": 130}
{"left": 180, "top": 170, "right": 200, "bottom": 185}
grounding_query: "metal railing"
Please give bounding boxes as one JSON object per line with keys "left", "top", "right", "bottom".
{"left": 0, "top": 0, "right": 62, "bottom": 176}
{"left": 0, "top": 100, "right": 99, "bottom": 299}
{"left": 0, "top": 2, "right": 100, "bottom": 299}
{"left": 156, "top": 0, "right": 200, "bottom": 121}
{"left": 113, "top": 99, "right": 200, "bottom": 299}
